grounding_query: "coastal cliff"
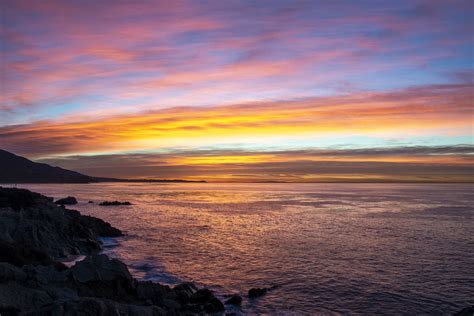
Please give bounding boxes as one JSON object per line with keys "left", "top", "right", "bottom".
{"left": 0, "top": 187, "right": 225, "bottom": 315}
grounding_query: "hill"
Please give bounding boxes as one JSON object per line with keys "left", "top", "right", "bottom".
{"left": 0, "top": 149, "right": 95, "bottom": 183}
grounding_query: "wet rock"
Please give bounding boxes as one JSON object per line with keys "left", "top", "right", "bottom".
{"left": 32, "top": 297, "right": 167, "bottom": 316}
{"left": 136, "top": 280, "right": 171, "bottom": 303}
{"left": 0, "top": 240, "right": 66, "bottom": 270}
{"left": 54, "top": 196, "right": 78, "bottom": 205}
{"left": 0, "top": 187, "right": 52, "bottom": 211}
{"left": 189, "top": 288, "right": 213, "bottom": 304}
{"left": 248, "top": 287, "right": 267, "bottom": 298}
{"left": 455, "top": 306, "right": 474, "bottom": 316}
{"left": 204, "top": 296, "right": 225, "bottom": 313}
{"left": 189, "top": 289, "right": 225, "bottom": 313}
{"left": 225, "top": 294, "right": 242, "bottom": 305}
{"left": 0, "top": 283, "right": 54, "bottom": 313}
{"left": 173, "top": 282, "right": 197, "bottom": 301}
{"left": 99, "top": 201, "right": 132, "bottom": 206}
{"left": 70, "top": 254, "right": 135, "bottom": 300}
{"left": 0, "top": 262, "right": 27, "bottom": 282}
{"left": 67, "top": 212, "right": 123, "bottom": 237}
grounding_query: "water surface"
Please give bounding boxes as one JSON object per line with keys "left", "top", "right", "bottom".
{"left": 20, "top": 183, "right": 474, "bottom": 315}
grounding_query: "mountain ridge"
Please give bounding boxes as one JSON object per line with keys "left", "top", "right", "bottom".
{"left": 0, "top": 149, "right": 205, "bottom": 183}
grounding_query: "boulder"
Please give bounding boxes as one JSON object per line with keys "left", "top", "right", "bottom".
{"left": 136, "top": 280, "right": 171, "bottom": 304}
{"left": 225, "top": 294, "right": 242, "bottom": 305}
{"left": 248, "top": 287, "right": 267, "bottom": 298}
{"left": 173, "top": 282, "right": 197, "bottom": 301}
{"left": 54, "top": 196, "right": 78, "bottom": 205}
{"left": 0, "top": 187, "right": 53, "bottom": 211}
{"left": 32, "top": 297, "right": 167, "bottom": 316}
{"left": 70, "top": 255, "right": 135, "bottom": 299}
{"left": 0, "top": 240, "right": 66, "bottom": 270}
{"left": 189, "top": 288, "right": 213, "bottom": 304}
{"left": 0, "top": 262, "right": 27, "bottom": 283}
{"left": 189, "top": 289, "right": 225, "bottom": 313}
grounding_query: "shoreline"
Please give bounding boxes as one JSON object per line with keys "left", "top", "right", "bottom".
{"left": 0, "top": 187, "right": 227, "bottom": 315}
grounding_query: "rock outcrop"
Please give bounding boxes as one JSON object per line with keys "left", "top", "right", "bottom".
{"left": 225, "top": 294, "right": 242, "bottom": 305}
{"left": 55, "top": 196, "right": 78, "bottom": 205}
{"left": 248, "top": 287, "right": 267, "bottom": 298}
{"left": 0, "top": 187, "right": 225, "bottom": 315}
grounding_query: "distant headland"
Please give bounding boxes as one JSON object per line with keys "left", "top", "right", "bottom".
{"left": 0, "top": 149, "right": 205, "bottom": 184}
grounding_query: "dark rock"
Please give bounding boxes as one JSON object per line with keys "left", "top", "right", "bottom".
{"left": 0, "top": 187, "right": 52, "bottom": 211}
{"left": 225, "top": 294, "right": 242, "bottom": 305}
{"left": 32, "top": 297, "right": 167, "bottom": 316}
{"left": 99, "top": 201, "right": 132, "bottom": 206}
{"left": 0, "top": 240, "right": 66, "bottom": 270}
{"left": 0, "top": 262, "right": 27, "bottom": 283}
{"left": 455, "top": 306, "right": 474, "bottom": 316}
{"left": 0, "top": 305, "right": 21, "bottom": 316}
{"left": 189, "top": 288, "right": 213, "bottom": 304}
{"left": 204, "top": 296, "right": 225, "bottom": 313}
{"left": 136, "top": 280, "right": 171, "bottom": 304}
{"left": 248, "top": 287, "right": 267, "bottom": 298}
{"left": 54, "top": 196, "right": 78, "bottom": 205}
{"left": 0, "top": 188, "right": 123, "bottom": 258}
{"left": 70, "top": 254, "right": 135, "bottom": 300}
{"left": 88, "top": 201, "right": 94, "bottom": 203}
{"left": 189, "top": 289, "right": 225, "bottom": 313}
{"left": 173, "top": 282, "right": 197, "bottom": 301}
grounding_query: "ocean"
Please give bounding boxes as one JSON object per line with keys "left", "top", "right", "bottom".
{"left": 19, "top": 183, "right": 473, "bottom": 315}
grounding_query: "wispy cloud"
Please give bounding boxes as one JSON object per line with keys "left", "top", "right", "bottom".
{"left": 38, "top": 145, "right": 473, "bottom": 182}
{"left": 0, "top": 83, "right": 471, "bottom": 158}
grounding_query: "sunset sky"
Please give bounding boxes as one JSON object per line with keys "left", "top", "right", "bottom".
{"left": 1, "top": 0, "right": 473, "bottom": 182}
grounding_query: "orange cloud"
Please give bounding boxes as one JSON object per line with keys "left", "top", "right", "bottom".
{"left": 0, "top": 83, "right": 472, "bottom": 159}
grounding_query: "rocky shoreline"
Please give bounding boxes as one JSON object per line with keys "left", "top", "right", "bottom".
{"left": 0, "top": 187, "right": 226, "bottom": 315}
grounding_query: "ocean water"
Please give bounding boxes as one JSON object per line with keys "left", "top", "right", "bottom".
{"left": 20, "top": 183, "right": 473, "bottom": 315}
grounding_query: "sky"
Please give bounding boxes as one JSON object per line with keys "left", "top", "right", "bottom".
{"left": 0, "top": 0, "right": 473, "bottom": 182}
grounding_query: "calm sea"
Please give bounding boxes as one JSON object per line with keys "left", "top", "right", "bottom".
{"left": 19, "top": 183, "right": 473, "bottom": 315}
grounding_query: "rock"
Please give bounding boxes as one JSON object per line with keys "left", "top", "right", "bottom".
{"left": 99, "top": 201, "right": 132, "bottom": 206}
{"left": 204, "top": 296, "right": 225, "bottom": 313}
{"left": 0, "top": 189, "right": 122, "bottom": 258}
{"left": 248, "top": 287, "right": 267, "bottom": 298}
{"left": 0, "top": 283, "right": 54, "bottom": 313}
{"left": 54, "top": 196, "right": 78, "bottom": 205}
{"left": 70, "top": 254, "right": 135, "bottom": 300}
{"left": 189, "top": 289, "right": 225, "bottom": 313}
{"left": 173, "top": 282, "right": 197, "bottom": 301}
{"left": 136, "top": 280, "right": 171, "bottom": 303}
{"left": 189, "top": 288, "right": 213, "bottom": 304}
{"left": 0, "top": 262, "right": 27, "bottom": 282}
{"left": 32, "top": 297, "right": 167, "bottom": 316}
{"left": 0, "top": 240, "right": 66, "bottom": 270}
{"left": 225, "top": 294, "right": 242, "bottom": 305}
{"left": 455, "top": 306, "right": 474, "bottom": 316}
{"left": 88, "top": 201, "right": 94, "bottom": 203}
{"left": 0, "top": 187, "right": 52, "bottom": 211}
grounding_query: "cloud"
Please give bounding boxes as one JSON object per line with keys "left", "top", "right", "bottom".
{"left": 36, "top": 145, "right": 473, "bottom": 182}
{"left": 0, "top": 83, "right": 472, "bottom": 158}
{"left": 1, "top": 0, "right": 472, "bottom": 124}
